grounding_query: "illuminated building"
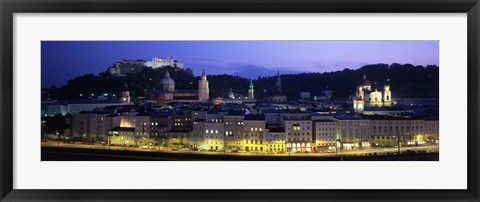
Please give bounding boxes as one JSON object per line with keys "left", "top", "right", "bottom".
{"left": 149, "top": 111, "right": 172, "bottom": 146}
{"left": 336, "top": 117, "right": 370, "bottom": 149}
{"left": 353, "top": 74, "right": 394, "bottom": 113}
{"left": 66, "top": 100, "right": 125, "bottom": 115}
{"left": 203, "top": 121, "right": 225, "bottom": 151}
{"left": 284, "top": 115, "right": 313, "bottom": 153}
{"left": 313, "top": 120, "right": 338, "bottom": 152}
{"left": 108, "top": 127, "right": 136, "bottom": 146}
{"left": 120, "top": 82, "right": 131, "bottom": 104}
{"left": 72, "top": 111, "right": 119, "bottom": 141}
{"left": 147, "top": 70, "right": 210, "bottom": 104}
{"left": 424, "top": 119, "right": 439, "bottom": 142}
{"left": 198, "top": 69, "right": 210, "bottom": 102}
{"left": 243, "top": 114, "right": 266, "bottom": 151}
{"left": 212, "top": 81, "right": 256, "bottom": 105}
{"left": 166, "top": 131, "right": 189, "bottom": 148}
{"left": 224, "top": 112, "right": 245, "bottom": 151}
{"left": 190, "top": 119, "right": 205, "bottom": 149}
{"left": 134, "top": 111, "right": 152, "bottom": 145}
{"left": 145, "top": 57, "right": 185, "bottom": 69}
{"left": 266, "top": 127, "right": 286, "bottom": 153}
{"left": 248, "top": 79, "right": 255, "bottom": 99}
{"left": 366, "top": 115, "right": 425, "bottom": 147}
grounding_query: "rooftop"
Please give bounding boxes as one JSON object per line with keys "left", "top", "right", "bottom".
{"left": 79, "top": 111, "right": 110, "bottom": 115}
{"left": 109, "top": 127, "right": 135, "bottom": 132}
{"left": 244, "top": 114, "right": 266, "bottom": 121}
{"left": 68, "top": 99, "right": 123, "bottom": 104}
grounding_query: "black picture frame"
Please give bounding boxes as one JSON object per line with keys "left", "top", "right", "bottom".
{"left": 1, "top": 0, "right": 479, "bottom": 201}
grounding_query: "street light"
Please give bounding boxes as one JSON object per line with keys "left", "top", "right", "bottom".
{"left": 397, "top": 130, "right": 400, "bottom": 154}
{"left": 56, "top": 132, "right": 60, "bottom": 147}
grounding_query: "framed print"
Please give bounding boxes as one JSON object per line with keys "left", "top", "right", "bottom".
{"left": 1, "top": 0, "right": 479, "bottom": 201}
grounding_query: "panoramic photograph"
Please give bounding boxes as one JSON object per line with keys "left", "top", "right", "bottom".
{"left": 41, "top": 41, "right": 439, "bottom": 161}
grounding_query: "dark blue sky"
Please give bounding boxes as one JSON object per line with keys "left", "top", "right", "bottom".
{"left": 41, "top": 41, "right": 439, "bottom": 88}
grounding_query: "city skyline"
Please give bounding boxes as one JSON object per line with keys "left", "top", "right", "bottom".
{"left": 41, "top": 40, "right": 439, "bottom": 161}
{"left": 41, "top": 41, "right": 439, "bottom": 88}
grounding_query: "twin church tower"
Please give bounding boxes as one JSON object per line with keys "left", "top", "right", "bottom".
{"left": 353, "top": 74, "right": 393, "bottom": 113}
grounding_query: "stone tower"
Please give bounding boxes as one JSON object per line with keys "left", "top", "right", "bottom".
{"left": 121, "top": 82, "right": 131, "bottom": 104}
{"left": 383, "top": 79, "right": 392, "bottom": 107}
{"left": 198, "top": 69, "right": 209, "bottom": 102}
{"left": 248, "top": 79, "right": 254, "bottom": 99}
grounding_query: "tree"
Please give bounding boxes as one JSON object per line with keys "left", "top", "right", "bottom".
{"left": 43, "top": 114, "right": 70, "bottom": 135}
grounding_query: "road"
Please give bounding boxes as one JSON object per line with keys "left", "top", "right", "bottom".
{"left": 41, "top": 141, "right": 438, "bottom": 157}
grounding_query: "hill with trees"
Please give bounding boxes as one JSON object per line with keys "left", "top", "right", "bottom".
{"left": 43, "top": 63, "right": 439, "bottom": 101}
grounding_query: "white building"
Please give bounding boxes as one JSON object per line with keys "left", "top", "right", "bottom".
{"left": 145, "top": 57, "right": 185, "bottom": 69}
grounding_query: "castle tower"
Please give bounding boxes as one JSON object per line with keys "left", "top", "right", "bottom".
{"left": 198, "top": 69, "right": 209, "bottom": 102}
{"left": 383, "top": 79, "right": 392, "bottom": 107}
{"left": 248, "top": 79, "right": 254, "bottom": 99}
{"left": 121, "top": 82, "right": 131, "bottom": 104}
{"left": 275, "top": 69, "right": 282, "bottom": 93}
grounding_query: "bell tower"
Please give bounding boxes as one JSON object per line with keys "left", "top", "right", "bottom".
{"left": 248, "top": 79, "right": 254, "bottom": 99}
{"left": 383, "top": 79, "right": 392, "bottom": 107}
{"left": 198, "top": 69, "right": 209, "bottom": 102}
{"left": 121, "top": 82, "right": 131, "bottom": 104}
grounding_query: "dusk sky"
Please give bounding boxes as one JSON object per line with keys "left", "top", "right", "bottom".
{"left": 41, "top": 41, "right": 439, "bottom": 88}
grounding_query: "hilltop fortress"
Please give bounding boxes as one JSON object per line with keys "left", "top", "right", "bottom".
{"left": 108, "top": 57, "right": 191, "bottom": 77}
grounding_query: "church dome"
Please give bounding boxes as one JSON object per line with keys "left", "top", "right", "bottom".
{"left": 362, "top": 74, "right": 371, "bottom": 86}
{"left": 160, "top": 71, "right": 175, "bottom": 86}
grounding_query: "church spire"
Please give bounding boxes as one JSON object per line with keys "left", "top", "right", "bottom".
{"left": 201, "top": 69, "right": 207, "bottom": 80}
{"left": 275, "top": 69, "right": 282, "bottom": 94}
